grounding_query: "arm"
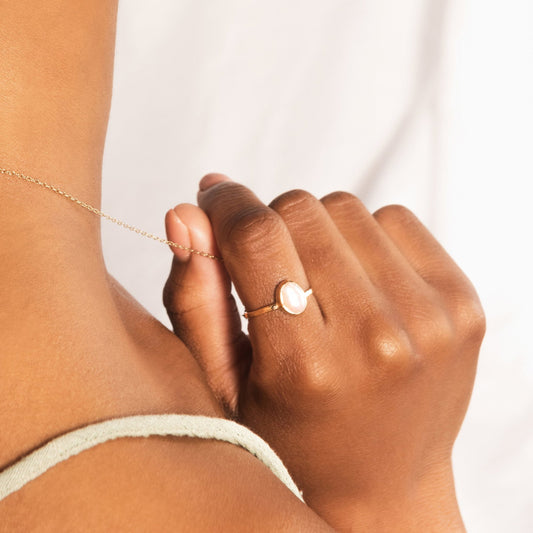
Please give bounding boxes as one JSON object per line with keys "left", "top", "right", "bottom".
{"left": 0, "top": 3, "right": 333, "bottom": 530}
{"left": 1, "top": 436, "right": 332, "bottom": 532}
{"left": 0, "top": 0, "right": 117, "bottom": 199}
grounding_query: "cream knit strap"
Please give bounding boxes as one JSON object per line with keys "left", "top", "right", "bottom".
{"left": 0, "top": 414, "right": 304, "bottom": 502}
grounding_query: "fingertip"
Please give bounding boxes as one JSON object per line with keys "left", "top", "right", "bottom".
{"left": 165, "top": 208, "right": 192, "bottom": 262}
{"left": 199, "top": 173, "right": 232, "bottom": 192}
{"left": 173, "top": 203, "right": 220, "bottom": 258}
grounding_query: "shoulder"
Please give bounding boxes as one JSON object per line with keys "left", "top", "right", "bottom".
{"left": 0, "top": 278, "right": 331, "bottom": 530}
{"left": 0, "top": 434, "right": 331, "bottom": 532}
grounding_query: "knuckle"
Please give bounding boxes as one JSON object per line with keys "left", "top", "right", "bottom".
{"left": 162, "top": 276, "right": 198, "bottom": 316}
{"left": 290, "top": 356, "right": 344, "bottom": 398}
{"left": 263, "top": 331, "right": 345, "bottom": 399}
{"left": 412, "top": 305, "right": 456, "bottom": 355}
{"left": 321, "top": 190, "right": 363, "bottom": 209}
{"left": 321, "top": 191, "right": 367, "bottom": 220}
{"left": 374, "top": 331, "right": 413, "bottom": 368}
{"left": 162, "top": 271, "right": 185, "bottom": 312}
{"left": 251, "top": 345, "right": 343, "bottom": 403}
{"left": 223, "top": 206, "right": 285, "bottom": 252}
{"left": 162, "top": 278, "right": 174, "bottom": 311}
{"left": 451, "top": 295, "right": 487, "bottom": 345}
{"left": 321, "top": 192, "right": 377, "bottom": 237}
{"left": 362, "top": 315, "right": 416, "bottom": 374}
{"left": 373, "top": 204, "right": 416, "bottom": 228}
{"left": 200, "top": 171, "right": 230, "bottom": 183}
{"left": 269, "top": 189, "right": 317, "bottom": 216}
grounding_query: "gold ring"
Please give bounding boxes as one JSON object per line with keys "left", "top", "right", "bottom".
{"left": 243, "top": 280, "right": 313, "bottom": 319}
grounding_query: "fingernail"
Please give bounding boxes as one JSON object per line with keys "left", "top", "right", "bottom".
{"left": 170, "top": 208, "right": 185, "bottom": 226}
{"left": 199, "top": 173, "right": 232, "bottom": 192}
{"left": 167, "top": 208, "right": 192, "bottom": 262}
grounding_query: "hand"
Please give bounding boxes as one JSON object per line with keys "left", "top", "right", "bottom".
{"left": 163, "top": 174, "right": 485, "bottom": 531}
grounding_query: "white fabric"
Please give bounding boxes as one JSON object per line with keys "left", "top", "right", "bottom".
{"left": 100, "top": 1, "right": 533, "bottom": 531}
{"left": 0, "top": 414, "right": 303, "bottom": 502}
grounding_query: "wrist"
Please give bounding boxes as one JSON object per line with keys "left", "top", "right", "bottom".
{"left": 311, "top": 462, "right": 465, "bottom": 532}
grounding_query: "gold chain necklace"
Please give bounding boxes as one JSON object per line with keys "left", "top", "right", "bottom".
{"left": 0, "top": 166, "right": 221, "bottom": 261}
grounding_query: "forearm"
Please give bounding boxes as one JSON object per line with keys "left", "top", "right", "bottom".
{"left": 0, "top": 0, "right": 119, "bottom": 200}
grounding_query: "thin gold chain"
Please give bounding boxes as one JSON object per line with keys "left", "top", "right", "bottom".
{"left": 0, "top": 166, "right": 222, "bottom": 261}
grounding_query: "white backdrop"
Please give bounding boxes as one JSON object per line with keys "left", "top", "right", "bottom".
{"left": 101, "top": 1, "right": 533, "bottom": 531}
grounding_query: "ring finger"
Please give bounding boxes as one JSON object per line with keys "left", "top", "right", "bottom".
{"left": 197, "top": 175, "right": 325, "bottom": 378}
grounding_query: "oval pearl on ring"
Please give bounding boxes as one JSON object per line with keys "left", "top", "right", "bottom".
{"left": 276, "top": 281, "right": 310, "bottom": 315}
{"left": 243, "top": 280, "right": 313, "bottom": 319}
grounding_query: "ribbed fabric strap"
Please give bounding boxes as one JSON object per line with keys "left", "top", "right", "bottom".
{"left": 0, "top": 414, "right": 303, "bottom": 502}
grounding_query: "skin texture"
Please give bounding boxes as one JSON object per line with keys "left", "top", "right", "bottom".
{"left": 0, "top": 1, "right": 485, "bottom": 531}
{"left": 0, "top": 2, "right": 332, "bottom": 530}
{"left": 163, "top": 175, "right": 486, "bottom": 531}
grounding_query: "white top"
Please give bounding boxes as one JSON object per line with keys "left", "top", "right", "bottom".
{"left": 0, "top": 414, "right": 304, "bottom": 502}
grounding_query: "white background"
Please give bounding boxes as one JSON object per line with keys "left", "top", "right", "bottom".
{"left": 101, "top": 1, "right": 533, "bottom": 530}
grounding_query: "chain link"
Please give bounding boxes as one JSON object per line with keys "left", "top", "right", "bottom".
{"left": 0, "top": 167, "right": 222, "bottom": 261}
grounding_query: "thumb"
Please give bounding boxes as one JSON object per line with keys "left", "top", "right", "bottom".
{"left": 163, "top": 203, "right": 250, "bottom": 417}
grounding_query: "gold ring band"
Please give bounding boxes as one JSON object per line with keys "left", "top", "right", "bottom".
{"left": 243, "top": 280, "right": 313, "bottom": 319}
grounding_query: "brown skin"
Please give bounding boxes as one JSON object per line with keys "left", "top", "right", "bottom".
{"left": 163, "top": 176, "right": 486, "bottom": 531}
{"left": 0, "top": 2, "right": 329, "bottom": 531}
{"left": 0, "top": 1, "right": 484, "bottom": 530}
